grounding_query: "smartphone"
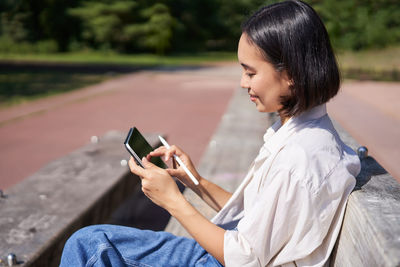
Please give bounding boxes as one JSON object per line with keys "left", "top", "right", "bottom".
{"left": 124, "top": 127, "right": 166, "bottom": 168}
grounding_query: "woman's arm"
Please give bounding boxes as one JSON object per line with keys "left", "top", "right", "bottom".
{"left": 129, "top": 157, "right": 226, "bottom": 265}
{"left": 149, "top": 146, "right": 232, "bottom": 211}
{"left": 169, "top": 193, "right": 226, "bottom": 265}
{"left": 191, "top": 175, "right": 232, "bottom": 212}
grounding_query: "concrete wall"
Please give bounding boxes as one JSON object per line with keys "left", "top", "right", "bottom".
{"left": 0, "top": 131, "right": 162, "bottom": 266}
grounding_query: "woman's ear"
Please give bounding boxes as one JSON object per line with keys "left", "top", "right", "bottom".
{"left": 281, "top": 70, "right": 293, "bottom": 87}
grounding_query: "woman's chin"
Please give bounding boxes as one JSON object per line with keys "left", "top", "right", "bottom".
{"left": 255, "top": 104, "right": 267, "bottom": 113}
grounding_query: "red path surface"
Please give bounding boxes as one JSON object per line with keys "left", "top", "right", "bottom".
{"left": 1, "top": 64, "right": 399, "bottom": 189}
{"left": 0, "top": 65, "right": 240, "bottom": 189}
{"left": 328, "top": 80, "right": 400, "bottom": 182}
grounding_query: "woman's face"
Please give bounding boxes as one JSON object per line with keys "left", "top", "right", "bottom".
{"left": 237, "top": 33, "right": 291, "bottom": 117}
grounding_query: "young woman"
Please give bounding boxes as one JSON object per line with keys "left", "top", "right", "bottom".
{"left": 60, "top": 1, "right": 361, "bottom": 266}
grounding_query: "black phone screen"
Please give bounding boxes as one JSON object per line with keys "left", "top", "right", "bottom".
{"left": 124, "top": 127, "right": 166, "bottom": 168}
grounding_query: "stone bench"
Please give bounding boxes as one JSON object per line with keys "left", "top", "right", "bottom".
{"left": 0, "top": 131, "right": 167, "bottom": 267}
{"left": 165, "top": 88, "right": 400, "bottom": 266}
{"left": 330, "top": 123, "right": 400, "bottom": 266}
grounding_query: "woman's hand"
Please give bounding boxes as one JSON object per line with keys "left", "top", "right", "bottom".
{"left": 147, "top": 145, "right": 202, "bottom": 190}
{"left": 128, "top": 157, "right": 183, "bottom": 211}
{"left": 130, "top": 156, "right": 225, "bottom": 265}
{"left": 147, "top": 145, "right": 232, "bottom": 213}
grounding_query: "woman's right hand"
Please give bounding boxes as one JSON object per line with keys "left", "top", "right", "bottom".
{"left": 147, "top": 145, "right": 202, "bottom": 190}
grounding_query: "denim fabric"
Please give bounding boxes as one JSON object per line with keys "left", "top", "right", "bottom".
{"left": 59, "top": 224, "right": 223, "bottom": 267}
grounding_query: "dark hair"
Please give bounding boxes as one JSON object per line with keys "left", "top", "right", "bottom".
{"left": 242, "top": 0, "right": 340, "bottom": 117}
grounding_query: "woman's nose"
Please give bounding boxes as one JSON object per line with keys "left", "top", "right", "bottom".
{"left": 240, "top": 73, "right": 249, "bottom": 89}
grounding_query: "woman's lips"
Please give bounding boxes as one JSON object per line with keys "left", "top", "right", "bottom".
{"left": 248, "top": 89, "right": 258, "bottom": 102}
{"left": 249, "top": 94, "right": 258, "bottom": 102}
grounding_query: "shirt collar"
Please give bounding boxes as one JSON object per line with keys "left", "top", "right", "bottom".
{"left": 263, "top": 104, "right": 327, "bottom": 154}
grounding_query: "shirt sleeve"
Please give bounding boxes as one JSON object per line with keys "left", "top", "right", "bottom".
{"left": 223, "top": 150, "right": 337, "bottom": 266}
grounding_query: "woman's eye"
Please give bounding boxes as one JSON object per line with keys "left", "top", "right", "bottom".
{"left": 246, "top": 73, "right": 255, "bottom": 77}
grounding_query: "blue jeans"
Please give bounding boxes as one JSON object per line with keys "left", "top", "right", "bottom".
{"left": 59, "top": 224, "right": 223, "bottom": 267}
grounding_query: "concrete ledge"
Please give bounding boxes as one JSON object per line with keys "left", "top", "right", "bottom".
{"left": 330, "top": 122, "right": 400, "bottom": 266}
{"left": 330, "top": 156, "right": 400, "bottom": 266}
{"left": 0, "top": 131, "right": 161, "bottom": 267}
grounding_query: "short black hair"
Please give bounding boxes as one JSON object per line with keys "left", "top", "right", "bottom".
{"left": 242, "top": 0, "right": 340, "bottom": 117}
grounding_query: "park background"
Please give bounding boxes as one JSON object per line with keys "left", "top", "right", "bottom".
{"left": 0, "top": 0, "right": 399, "bottom": 189}
{"left": 0, "top": 2, "right": 399, "bottom": 266}
{"left": 0, "top": 0, "right": 399, "bottom": 106}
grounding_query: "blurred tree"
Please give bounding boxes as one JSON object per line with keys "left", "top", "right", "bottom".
{"left": 0, "top": 0, "right": 398, "bottom": 53}
{"left": 163, "top": 0, "right": 268, "bottom": 51}
{"left": 37, "top": 0, "right": 81, "bottom": 51}
{"left": 0, "top": 0, "right": 81, "bottom": 52}
{"left": 214, "top": 0, "right": 271, "bottom": 50}
{"left": 308, "top": 0, "right": 400, "bottom": 50}
{"left": 163, "top": 0, "right": 220, "bottom": 51}
{"left": 69, "top": 0, "right": 174, "bottom": 54}
{"left": 123, "top": 3, "right": 175, "bottom": 54}
{"left": 0, "top": 1, "right": 31, "bottom": 43}
{"left": 68, "top": 0, "right": 138, "bottom": 51}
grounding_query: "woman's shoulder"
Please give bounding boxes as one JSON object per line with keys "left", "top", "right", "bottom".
{"left": 272, "top": 118, "right": 359, "bottom": 194}
{"left": 280, "top": 116, "right": 344, "bottom": 163}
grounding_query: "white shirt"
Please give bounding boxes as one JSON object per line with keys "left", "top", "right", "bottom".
{"left": 211, "top": 104, "right": 361, "bottom": 267}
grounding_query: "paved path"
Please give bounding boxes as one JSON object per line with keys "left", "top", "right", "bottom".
{"left": 0, "top": 64, "right": 399, "bottom": 189}
{"left": 328, "top": 80, "right": 400, "bottom": 182}
{"left": 0, "top": 64, "right": 241, "bottom": 189}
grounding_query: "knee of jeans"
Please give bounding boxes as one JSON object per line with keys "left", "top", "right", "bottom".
{"left": 65, "top": 225, "right": 106, "bottom": 250}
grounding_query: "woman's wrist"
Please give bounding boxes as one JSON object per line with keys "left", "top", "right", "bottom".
{"left": 167, "top": 194, "right": 195, "bottom": 219}
{"left": 189, "top": 175, "right": 206, "bottom": 195}
{"left": 198, "top": 175, "right": 207, "bottom": 187}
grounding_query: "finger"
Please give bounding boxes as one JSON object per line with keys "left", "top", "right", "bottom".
{"left": 129, "top": 157, "right": 146, "bottom": 177}
{"left": 142, "top": 157, "right": 157, "bottom": 169}
{"left": 165, "top": 147, "right": 179, "bottom": 161}
{"left": 166, "top": 168, "right": 181, "bottom": 177}
{"left": 146, "top": 154, "right": 152, "bottom": 161}
{"left": 172, "top": 157, "right": 177, "bottom": 169}
{"left": 149, "top": 146, "right": 167, "bottom": 157}
{"left": 169, "top": 145, "right": 184, "bottom": 156}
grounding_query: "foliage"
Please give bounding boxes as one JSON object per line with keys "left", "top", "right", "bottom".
{"left": 0, "top": 36, "right": 58, "bottom": 54}
{"left": 0, "top": 0, "right": 399, "bottom": 54}
{"left": 123, "top": 3, "right": 175, "bottom": 54}
{"left": 67, "top": 1, "right": 175, "bottom": 54}
{"left": 0, "top": 0, "right": 81, "bottom": 52}
{"left": 307, "top": 0, "right": 400, "bottom": 50}
{"left": 213, "top": 0, "right": 270, "bottom": 50}
{"left": 68, "top": 0, "right": 137, "bottom": 51}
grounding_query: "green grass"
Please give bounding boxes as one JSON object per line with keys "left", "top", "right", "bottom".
{"left": 0, "top": 69, "right": 107, "bottom": 107}
{"left": 337, "top": 46, "right": 400, "bottom": 81}
{"left": 337, "top": 46, "right": 400, "bottom": 71}
{"left": 0, "top": 51, "right": 237, "bottom": 66}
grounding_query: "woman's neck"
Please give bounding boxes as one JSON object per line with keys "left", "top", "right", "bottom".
{"left": 279, "top": 113, "right": 291, "bottom": 125}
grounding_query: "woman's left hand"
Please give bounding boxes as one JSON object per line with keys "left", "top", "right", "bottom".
{"left": 128, "top": 157, "right": 183, "bottom": 211}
